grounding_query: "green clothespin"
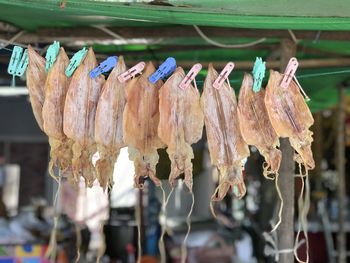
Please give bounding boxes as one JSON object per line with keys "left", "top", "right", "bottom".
{"left": 15, "top": 49, "right": 28, "bottom": 77}
{"left": 45, "top": 41, "right": 60, "bottom": 72}
{"left": 65, "top": 47, "right": 88, "bottom": 77}
{"left": 252, "top": 57, "right": 266, "bottom": 93}
{"left": 7, "top": 46, "right": 23, "bottom": 75}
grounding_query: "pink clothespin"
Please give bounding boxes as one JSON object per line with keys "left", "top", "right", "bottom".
{"left": 213, "top": 62, "right": 235, "bottom": 89}
{"left": 118, "top": 62, "right": 146, "bottom": 83}
{"left": 179, "top": 63, "right": 202, "bottom": 90}
{"left": 280, "top": 57, "right": 298, "bottom": 89}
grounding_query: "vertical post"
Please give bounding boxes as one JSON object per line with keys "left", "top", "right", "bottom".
{"left": 337, "top": 85, "right": 346, "bottom": 263}
{"left": 277, "top": 38, "right": 296, "bottom": 263}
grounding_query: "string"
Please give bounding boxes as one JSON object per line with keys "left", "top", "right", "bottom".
{"left": 158, "top": 185, "right": 174, "bottom": 263}
{"left": 75, "top": 223, "right": 81, "bottom": 263}
{"left": 294, "top": 163, "right": 310, "bottom": 263}
{"left": 270, "top": 172, "right": 284, "bottom": 233}
{"left": 96, "top": 221, "right": 106, "bottom": 263}
{"left": 135, "top": 189, "right": 142, "bottom": 263}
{"left": 181, "top": 192, "right": 195, "bottom": 263}
{"left": 45, "top": 173, "right": 62, "bottom": 260}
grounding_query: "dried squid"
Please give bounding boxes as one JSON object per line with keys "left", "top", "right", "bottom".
{"left": 123, "top": 62, "right": 164, "bottom": 188}
{"left": 95, "top": 56, "right": 127, "bottom": 190}
{"left": 201, "top": 64, "right": 250, "bottom": 202}
{"left": 42, "top": 47, "right": 73, "bottom": 179}
{"left": 237, "top": 73, "right": 281, "bottom": 179}
{"left": 63, "top": 48, "right": 105, "bottom": 187}
{"left": 265, "top": 70, "right": 315, "bottom": 170}
{"left": 26, "top": 45, "right": 46, "bottom": 130}
{"left": 158, "top": 67, "right": 204, "bottom": 191}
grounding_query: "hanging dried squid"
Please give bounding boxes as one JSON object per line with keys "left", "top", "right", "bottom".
{"left": 63, "top": 48, "right": 105, "bottom": 187}
{"left": 42, "top": 47, "right": 73, "bottom": 179}
{"left": 265, "top": 70, "right": 315, "bottom": 170}
{"left": 123, "top": 62, "right": 165, "bottom": 188}
{"left": 158, "top": 67, "right": 204, "bottom": 192}
{"left": 201, "top": 64, "right": 250, "bottom": 202}
{"left": 237, "top": 73, "right": 281, "bottom": 178}
{"left": 26, "top": 45, "right": 46, "bottom": 130}
{"left": 95, "top": 56, "right": 127, "bottom": 190}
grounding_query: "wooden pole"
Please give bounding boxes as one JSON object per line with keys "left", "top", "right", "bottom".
{"left": 277, "top": 38, "right": 297, "bottom": 263}
{"left": 337, "top": 85, "right": 346, "bottom": 263}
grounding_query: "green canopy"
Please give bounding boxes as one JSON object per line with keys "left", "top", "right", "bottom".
{"left": 0, "top": 0, "right": 350, "bottom": 112}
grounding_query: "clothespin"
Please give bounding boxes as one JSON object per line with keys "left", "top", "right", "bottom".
{"left": 89, "top": 56, "right": 118, "bottom": 78}
{"left": 148, "top": 57, "right": 176, "bottom": 84}
{"left": 280, "top": 57, "right": 310, "bottom": 101}
{"left": 252, "top": 57, "right": 265, "bottom": 93}
{"left": 118, "top": 62, "right": 146, "bottom": 83}
{"left": 280, "top": 57, "right": 298, "bottom": 89}
{"left": 65, "top": 47, "right": 88, "bottom": 77}
{"left": 45, "top": 41, "right": 60, "bottom": 72}
{"left": 8, "top": 46, "right": 28, "bottom": 77}
{"left": 179, "top": 63, "right": 202, "bottom": 90}
{"left": 213, "top": 62, "right": 234, "bottom": 89}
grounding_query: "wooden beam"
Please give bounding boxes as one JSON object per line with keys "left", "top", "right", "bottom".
{"left": 36, "top": 26, "right": 350, "bottom": 41}
{"left": 337, "top": 85, "right": 346, "bottom": 263}
{"left": 3, "top": 26, "right": 350, "bottom": 44}
{"left": 277, "top": 38, "right": 296, "bottom": 263}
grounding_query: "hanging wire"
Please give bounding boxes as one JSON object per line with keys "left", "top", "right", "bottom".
{"left": 0, "top": 30, "right": 26, "bottom": 51}
{"left": 91, "top": 25, "right": 126, "bottom": 41}
{"left": 193, "top": 25, "right": 266, "bottom": 48}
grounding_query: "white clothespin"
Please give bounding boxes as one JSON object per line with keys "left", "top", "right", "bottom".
{"left": 280, "top": 57, "right": 310, "bottom": 101}
{"left": 118, "top": 62, "right": 146, "bottom": 83}
{"left": 213, "top": 62, "right": 234, "bottom": 89}
{"left": 179, "top": 63, "right": 202, "bottom": 90}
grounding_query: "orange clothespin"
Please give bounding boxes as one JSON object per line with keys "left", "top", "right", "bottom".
{"left": 179, "top": 63, "right": 202, "bottom": 90}
{"left": 213, "top": 62, "right": 234, "bottom": 89}
{"left": 118, "top": 62, "right": 146, "bottom": 83}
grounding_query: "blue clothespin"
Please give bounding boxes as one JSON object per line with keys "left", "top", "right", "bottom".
{"left": 65, "top": 47, "right": 88, "bottom": 77}
{"left": 89, "top": 56, "right": 118, "bottom": 78}
{"left": 45, "top": 41, "right": 60, "bottom": 72}
{"left": 252, "top": 57, "right": 266, "bottom": 93}
{"left": 148, "top": 57, "right": 176, "bottom": 84}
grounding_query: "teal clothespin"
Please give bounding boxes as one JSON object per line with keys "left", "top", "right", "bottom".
{"left": 252, "top": 57, "right": 266, "bottom": 93}
{"left": 7, "top": 46, "right": 29, "bottom": 86}
{"left": 15, "top": 49, "right": 28, "bottom": 77}
{"left": 65, "top": 47, "right": 88, "bottom": 77}
{"left": 45, "top": 41, "right": 60, "bottom": 72}
{"left": 7, "top": 46, "right": 23, "bottom": 75}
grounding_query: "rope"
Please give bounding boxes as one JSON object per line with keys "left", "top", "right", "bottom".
{"left": 193, "top": 25, "right": 266, "bottom": 48}
{"left": 181, "top": 192, "right": 195, "bottom": 263}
